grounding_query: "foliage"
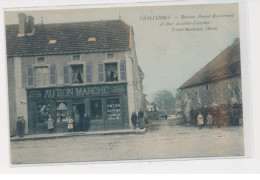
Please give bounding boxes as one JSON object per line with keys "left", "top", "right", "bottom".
{"left": 153, "top": 90, "right": 176, "bottom": 113}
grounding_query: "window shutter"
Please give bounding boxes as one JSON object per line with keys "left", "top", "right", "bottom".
{"left": 86, "top": 63, "right": 92, "bottom": 83}
{"left": 27, "top": 67, "right": 34, "bottom": 87}
{"left": 120, "top": 60, "right": 127, "bottom": 81}
{"left": 63, "top": 64, "right": 70, "bottom": 84}
{"left": 98, "top": 63, "right": 104, "bottom": 82}
{"left": 50, "top": 64, "right": 56, "bottom": 85}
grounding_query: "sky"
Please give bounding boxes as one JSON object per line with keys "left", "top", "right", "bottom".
{"left": 5, "top": 3, "right": 239, "bottom": 101}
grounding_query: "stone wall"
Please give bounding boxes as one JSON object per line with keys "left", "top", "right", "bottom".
{"left": 180, "top": 75, "right": 242, "bottom": 125}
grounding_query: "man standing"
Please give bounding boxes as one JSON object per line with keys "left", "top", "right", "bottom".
{"left": 138, "top": 110, "right": 145, "bottom": 129}
{"left": 20, "top": 116, "right": 25, "bottom": 137}
{"left": 16, "top": 116, "right": 22, "bottom": 138}
{"left": 131, "top": 111, "right": 138, "bottom": 130}
{"left": 74, "top": 111, "right": 80, "bottom": 132}
{"left": 82, "top": 113, "right": 90, "bottom": 131}
{"left": 47, "top": 115, "right": 55, "bottom": 134}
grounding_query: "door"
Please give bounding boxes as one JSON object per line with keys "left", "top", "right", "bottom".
{"left": 72, "top": 103, "right": 85, "bottom": 131}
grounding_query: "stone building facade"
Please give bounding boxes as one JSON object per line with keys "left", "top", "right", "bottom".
{"left": 6, "top": 13, "right": 145, "bottom": 136}
{"left": 178, "top": 39, "right": 243, "bottom": 126}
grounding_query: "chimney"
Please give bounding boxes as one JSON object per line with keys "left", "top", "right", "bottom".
{"left": 26, "top": 15, "right": 34, "bottom": 34}
{"left": 18, "top": 13, "right": 27, "bottom": 37}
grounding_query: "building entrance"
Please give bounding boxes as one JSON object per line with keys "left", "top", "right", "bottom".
{"left": 90, "top": 99, "right": 102, "bottom": 120}
{"left": 72, "top": 103, "right": 85, "bottom": 131}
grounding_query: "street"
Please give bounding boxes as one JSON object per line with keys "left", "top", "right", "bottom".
{"left": 10, "top": 116, "right": 244, "bottom": 164}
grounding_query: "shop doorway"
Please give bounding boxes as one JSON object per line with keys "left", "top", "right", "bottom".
{"left": 72, "top": 103, "right": 85, "bottom": 131}
{"left": 90, "top": 99, "right": 102, "bottom": 120}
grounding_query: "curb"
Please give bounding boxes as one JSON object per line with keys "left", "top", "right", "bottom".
{"left": 10, "top": 128, "right": 146, "bottom": 142}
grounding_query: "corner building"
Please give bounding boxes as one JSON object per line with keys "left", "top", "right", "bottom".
{"left": 6, "top": 13, "right": 145, "bottom": 135}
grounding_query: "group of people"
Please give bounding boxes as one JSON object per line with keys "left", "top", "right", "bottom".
{"left": 66, "top": 113, "right": 90, "bottom": 132}
{"left": 197, "top": 112, "right": 214, "bottom": 129}
{"left": 131, "top": 110, "right": 147, "bottom": 130}
{"left": 47, "top": 113, "right": 90, "bottom": 133}
{"left": 16, "top": 116, "right": 25, "bottom": 138}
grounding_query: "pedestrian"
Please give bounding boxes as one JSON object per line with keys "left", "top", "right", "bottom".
{"left": 74, "top": 111, "right": 80, "bottom": 132}
{"left": 16, "top": 116, "right": 22, "bottom": 138}
{"left": 47, "top": 115, "right": 55, "bottom": 134}
{"left": 20, "top": 116, "right": 26, "bottom": 137}
{"left": 138, "top": 110, "right": 145, "bottom": 129}
{"left": 67, "top": 116, "right": 74, "bottom": 132}
{"left": 207, "top": 113, "right": 213, "bottom": 129}
{"left": 83, "top": 113, "right": 90, "bottom": 131}
{"left": 165, "top": 114, "right": 168, "bottom": 120}
{"left": 197, "top": 111, "right": 204, "bottom": 129}
{"left": 131, "top": 111, "right": 138, "bottom": 130}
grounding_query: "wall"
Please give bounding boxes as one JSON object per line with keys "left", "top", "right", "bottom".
{"left": 7, "top": 57, "right": 17, "bottom": 136}
{"left": 180, "top": 75, "right": 242, "bottom": 122}
{"left": 125, "top": 26, "right": 145, "bottom": 128}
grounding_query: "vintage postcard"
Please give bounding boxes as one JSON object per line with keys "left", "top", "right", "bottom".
{"left": 5, "top": 2, "right": 246, "bottom": 165}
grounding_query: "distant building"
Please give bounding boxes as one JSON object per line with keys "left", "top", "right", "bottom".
{"left": 6, "top": 13, "right": 145, "bottom": 136}
{"left": 178, "top": 38, "right": 242, "bottom": 126}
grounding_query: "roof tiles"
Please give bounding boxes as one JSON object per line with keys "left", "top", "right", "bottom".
{"left": 6, "top": 20, "right": 131, "bottom": 57}
{"left": 179, "top": 38, "right": 241, "bottom": 89}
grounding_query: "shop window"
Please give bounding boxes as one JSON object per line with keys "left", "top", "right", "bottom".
{"left": 56, "top": 102, "right": 68, "bottom": 123}
{"left": 37, "top": 102, "right": 51, "bottom": 123}
{"left": 107, "top": 98, "right": 120, "bottom": 120}
{"left": 105, "top": 63, "right": 118, "bottom": 82}
{"left": 35, "top": 67, "right": 49, "bottom": 87}
{"left": 91, "top": 99, "right": 102, "bottom": 120}
{"left": 71, "top": 65, "right": 83, "bottom": 84}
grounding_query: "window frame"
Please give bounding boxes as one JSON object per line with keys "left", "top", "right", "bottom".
{"left": 106, "top": 53, "right": 115, "bottom": 59}
{"left": 36, "top": 57, "right": 45, "bottom": 64}
{"left": 72, "top": 54, "right": 81, "bottom": 61}
{"left": 106, "top": 97, "right": 121, "bottom": 120}
{"left": 34, "top": 66, "right": 50, "bottom": 87}
{"left": 104, "top": 62, "right": 119, "bottom": 82}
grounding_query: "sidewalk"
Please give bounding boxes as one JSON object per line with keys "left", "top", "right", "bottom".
{"left": 10, "top": 128, "right": 146, "bottom": 142}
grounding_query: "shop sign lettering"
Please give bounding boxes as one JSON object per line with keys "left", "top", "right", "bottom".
{"left": 27, "top": 84, "right": 126, "bottom": 99}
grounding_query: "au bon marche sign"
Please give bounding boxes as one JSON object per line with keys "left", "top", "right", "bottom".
{"left": 27, "top": 84, "right": 127, "bottom": 99}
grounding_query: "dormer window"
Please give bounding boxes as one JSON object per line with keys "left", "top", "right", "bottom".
{"left": 72, "top": 55, "right": 80, "bottom": 61}
{"left": 107, "top": 53, "right": 115, "bottom": 59}
{"left": 49, "top": 40, "right": 57, "bottom": 44}
{"left": 88, "top": 37, "right": 96, "bottom": 42}
{"left": 37, "top": 57, "right": 45, "bottom": 63}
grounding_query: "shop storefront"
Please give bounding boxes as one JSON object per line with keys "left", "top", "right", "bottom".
{"left": 26, "top": 83, "right": 129, "bottom": 134}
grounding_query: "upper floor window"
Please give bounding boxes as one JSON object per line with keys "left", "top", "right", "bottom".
{"left": 71, "top": 65, "right": 83, "bottom": 84}
{"left": 37, "top": 57, "right": 45, "bottom": 63}
{"left": 105, "top": 63, "right": 118, "bottom": 82}
{"left": 27, "top": 64, "right": 56, "bottom": 87}
{"left": 35, "top": 67, "right": 49, "bottom": 87}
{"left": 72, "top": 55, "right": 80, "bottom": 61}
{"left": 107, "top": 53, "right": 115, "bottom": 59}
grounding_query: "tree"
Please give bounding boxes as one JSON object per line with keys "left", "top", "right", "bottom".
{"left": 153, "top": 90, "right": 176, "bottom": 114}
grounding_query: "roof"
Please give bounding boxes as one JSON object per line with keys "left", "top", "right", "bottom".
{"left": 179, "top": 38, "right": 241, "bottom": 90}
{"left": 6, "top": 20, "right": 131, "bottom": 57}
